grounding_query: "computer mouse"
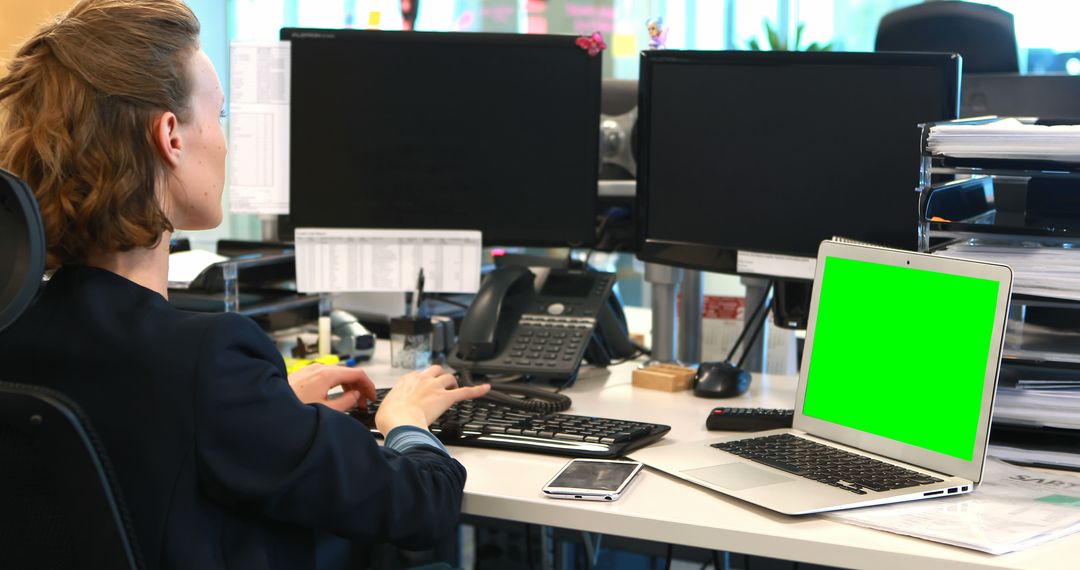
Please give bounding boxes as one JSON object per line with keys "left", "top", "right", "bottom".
{"left": 693, "top": 361, "right": 751, "bottom": 398}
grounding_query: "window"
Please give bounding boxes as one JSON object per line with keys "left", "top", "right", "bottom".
{"left": 984, "top": 0, "right": 1080, "bottom": 74}
{"left": 219, "top": 1, "right": 1072, "bottom": 308}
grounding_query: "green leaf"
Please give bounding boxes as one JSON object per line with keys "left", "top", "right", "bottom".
{"left": 766, "top": 21, "right": 783, "bottom": 51}
{"left": 749, "top": 20, "right": 833, "bottom": 52}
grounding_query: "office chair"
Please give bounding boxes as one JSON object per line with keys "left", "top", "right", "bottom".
{"left": 875, "top": 1, "right": 1019, "bottom": 74}
{"left": 0, "top": 167, "right": 143, "bottom": 569}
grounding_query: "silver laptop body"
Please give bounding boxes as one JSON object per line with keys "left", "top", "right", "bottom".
{"left": 630, "top": 240, "right": 1013, "bottom": 515}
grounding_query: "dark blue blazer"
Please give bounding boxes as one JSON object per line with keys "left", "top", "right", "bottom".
{"left": 0, "top": 265, "right": 466, "bottom": 569}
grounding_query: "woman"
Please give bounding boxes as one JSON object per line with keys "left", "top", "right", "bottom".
{"left": 0, "top": 0, "right": 489, "bottom": 568}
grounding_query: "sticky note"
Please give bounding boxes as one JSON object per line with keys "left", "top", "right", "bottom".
{"left": 368, "top": 11, "right": 381, "bottom": 27}
{"left": 284, "top": 354, "right": 341, "bottom": 374}
{"left": 612, "top": 33, "right": 637, "bottom": 58}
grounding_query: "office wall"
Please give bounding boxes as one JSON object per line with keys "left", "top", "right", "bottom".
{"left": 0, "top": 0, "right": 249, "bottom": 246}
{"left": 1, "top": 1, "right": 227, "bottom": 73}
{"left": 0, "top": 0, "right": 74, "bottom": 69}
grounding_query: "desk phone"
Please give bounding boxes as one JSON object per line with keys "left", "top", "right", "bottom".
{"left": 449, "top": 266, "right": 616, "bottom": 383}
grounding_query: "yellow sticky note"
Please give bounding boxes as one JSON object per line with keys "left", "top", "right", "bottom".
{"left": 612, "top": 33, "right": 637, "bottom": 58}
{"left": 284, "top": 354, "right": 340, "bottom": 374}
{"left": 284, "top": 358, "right": 310, "bottom": 374}
{"left": 368, "top": 11, "right": 381, "bottom": 27}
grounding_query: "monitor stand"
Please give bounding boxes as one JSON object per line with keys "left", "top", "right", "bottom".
{"left": 645, "top": 262, "right": 681, "bottom": 363}
{"left": 678, "top": 269, "right": 703, "bottom": 364}
{"left": 739, "top": 277, "right": 770, "bottom": 372}
{"left": 260, "top": 216, "right": 280, "bottom": 242}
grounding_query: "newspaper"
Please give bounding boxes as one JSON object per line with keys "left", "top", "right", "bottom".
{"left": 826, "top": 458, "right": 1080, "bottom": 555}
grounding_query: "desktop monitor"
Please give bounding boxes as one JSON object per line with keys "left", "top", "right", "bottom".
{"left": 961, "top": 73, "right": 1080, "bottom": 119}
{"left": 636, "top": 50, "right": 960, "bottom": 276}
{"left": 283, "top": 28, "right": 602, "bottom": 247}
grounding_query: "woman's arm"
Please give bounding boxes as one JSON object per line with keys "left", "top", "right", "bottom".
{"left": 190, "top": 313, "right": 468, "bottom": 547}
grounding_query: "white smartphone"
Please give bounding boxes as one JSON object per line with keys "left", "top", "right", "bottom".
{"left": 541, "top": 459, "right": 644, "bottom": 501}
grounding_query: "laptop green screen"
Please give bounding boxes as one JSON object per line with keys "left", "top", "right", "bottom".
{"left": 802, "top": 256, "right": 1000, "bottom": 461}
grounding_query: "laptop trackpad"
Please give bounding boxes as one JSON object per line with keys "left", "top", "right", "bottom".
{"left": 683, "top": 463, "right": 793, "bottom": 491}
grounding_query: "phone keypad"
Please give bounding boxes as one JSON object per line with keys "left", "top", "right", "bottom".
{"left": 502, "top": 316, "right": 593, "bottom": 369}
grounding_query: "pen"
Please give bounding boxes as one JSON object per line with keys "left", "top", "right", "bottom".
{"left": 410, "top": 268, "right": 425, "bottom": 318}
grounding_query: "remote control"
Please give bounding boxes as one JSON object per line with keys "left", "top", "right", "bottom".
{"left": 705, "top": 407, "right": 794, "bottom": 432}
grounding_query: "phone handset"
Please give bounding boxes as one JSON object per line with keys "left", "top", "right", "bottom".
{"left": 454, "top": 265, "right": 535, "bottom": 361}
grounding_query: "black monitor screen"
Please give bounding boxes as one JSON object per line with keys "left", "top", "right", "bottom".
{"left": 285, "top": 29, "right": 601, "bottom": 247}
{"left": 636, "top": 51, "right": 959, "bottom": 275}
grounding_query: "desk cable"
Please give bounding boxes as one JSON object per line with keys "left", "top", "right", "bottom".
{"left": 723, "top": 280, "right": 775, "bottom": 369}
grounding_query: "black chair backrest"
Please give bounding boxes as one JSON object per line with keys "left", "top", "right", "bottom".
{"left": 0, "top": 382, "right": 143, "bottom": 568}
{"left": 0, "top": 169, "right": 142, "bottom": 567}
{"left": 875, "top": 1, "right": 1019, "bottom": 74}
{"left": 0, "top": 167, "right": 45, "bottom": 332}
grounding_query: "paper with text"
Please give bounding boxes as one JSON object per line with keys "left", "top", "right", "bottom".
{"left": 827, "top": 458, "right": 1080, "bottom": 555}
{"left": 294, "top": 228, "right": 482, "bottom": 293}
{"left": 736, "top": 251, "right": 816, "bottom": 280}
{"left": 228, "top": 41, "right": 290, "bottom": 215}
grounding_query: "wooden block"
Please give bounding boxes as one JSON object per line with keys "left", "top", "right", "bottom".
{"left": 631, "top": 363, "right": 697, "bottom": 392}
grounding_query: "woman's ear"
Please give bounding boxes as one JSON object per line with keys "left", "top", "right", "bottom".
{"left": 152, "top": 111, "right": 182, "bottom": 168}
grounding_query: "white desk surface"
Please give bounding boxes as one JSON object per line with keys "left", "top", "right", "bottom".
{"left": 363, "top": 350, "right": 1079, "bottom": 570}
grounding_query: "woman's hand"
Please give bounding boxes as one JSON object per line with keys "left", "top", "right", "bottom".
{"left": 288, "top": 363, "right": 377, "bottom": 413}
{"left": 375, "top": 365, "right": 490, "bottom": 436}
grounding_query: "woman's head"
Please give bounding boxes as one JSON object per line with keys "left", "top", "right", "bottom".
{"left": 0, "top": 0, "right": 223, "bottom": 268}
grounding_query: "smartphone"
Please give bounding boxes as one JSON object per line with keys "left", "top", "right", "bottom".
{"left": 542, "top": 459, "right": 644, "bottom": 501}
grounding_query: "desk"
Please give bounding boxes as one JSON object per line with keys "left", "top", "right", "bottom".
{"left": 363, "top": 350, "right": 1079, "bottom": 570}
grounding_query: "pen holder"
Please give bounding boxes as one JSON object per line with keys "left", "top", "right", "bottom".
{"left": 390, "top": 316, "right": 433, "bottom": 370}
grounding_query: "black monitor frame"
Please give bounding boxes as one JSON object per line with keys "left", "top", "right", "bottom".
{"left": 282, "top": 28, "right": 602, "bottom": 248}
{"left": 635, "top": 50, "right": 960, "bottom": 277}
{"left": 961, "top": 73, "right": 1080, "bottom": 120}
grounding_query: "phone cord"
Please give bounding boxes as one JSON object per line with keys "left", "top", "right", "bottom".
{"left": 459, "top": 369, "right": 572, "bottom": 414}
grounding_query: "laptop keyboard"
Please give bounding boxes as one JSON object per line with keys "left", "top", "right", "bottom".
{"left": 712, "top": 433, "right": 944, "bottom": 495}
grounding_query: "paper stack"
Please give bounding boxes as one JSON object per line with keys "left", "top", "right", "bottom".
{"left": 167, "top": 249, "right": 228, "bottom": 289}
{"left": 994, "top": 386, "right": 1080, "bottom": 431}
{"left": 935, "top": 241, "right": 1080, "bottom": 301}
{"left": 927, "top": 118, "right": 1080, "bottom": 162}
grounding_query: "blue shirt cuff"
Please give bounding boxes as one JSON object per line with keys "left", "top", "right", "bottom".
{"left": 385, "top": 425, "right": 450, "bottom": 456}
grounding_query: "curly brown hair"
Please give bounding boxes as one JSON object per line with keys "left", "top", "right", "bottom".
{"left": 0, "top": 0, "right": 201, "bottom": 268}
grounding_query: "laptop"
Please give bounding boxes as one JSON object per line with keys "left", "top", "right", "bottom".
{"left": 629, "top": 240, "right": 1013, "bottom": 515}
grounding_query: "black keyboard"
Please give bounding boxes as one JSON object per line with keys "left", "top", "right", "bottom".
{"left": 351, "top": 389, "right": 670, "bottom": 458}
{"left": 712, "top": 433, "right": 944, "bottom": 495}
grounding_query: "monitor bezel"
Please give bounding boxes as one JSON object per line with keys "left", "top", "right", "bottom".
{"left": 281, "top": 27, "right": 603, "bottom": 248}
{"left": 634, "top": 50, "right": 961, "bottom": 277}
